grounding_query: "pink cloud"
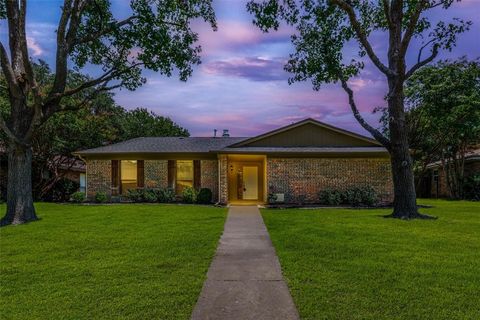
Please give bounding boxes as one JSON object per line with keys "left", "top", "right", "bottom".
{"left": 203, "top": 56, "right": 287, "bottom": 81}
{"left": 196, "top": 20, "right": 292, "bottom": 56}
{"left": 27, "top": 36, "right": 43, "bottom": 56}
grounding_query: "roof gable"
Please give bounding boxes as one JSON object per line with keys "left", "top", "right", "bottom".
{"left": 230, "top": 118, "right": 380, "bottom": 148}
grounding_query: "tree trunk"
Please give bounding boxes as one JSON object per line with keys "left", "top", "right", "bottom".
{"left": 0, "top": 141, "right": 38, "bottom": 226}
{"left": 389, "top": 141, "right": 419, "bottom": 218}
{"left": 385, "top": 79, "right": 433, "bottom": 219}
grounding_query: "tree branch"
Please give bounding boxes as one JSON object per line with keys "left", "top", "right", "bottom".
{"left": 330, "top": 0, "right": 395, "bottom": 77}
{"left": 382, "top": 0, "right": 393, "bottom": 29}
{"left": 400, "top": 0, "right": 427, "bottom": 56}
{"left": 0, "top": 114, "right": 27, "bottom": 146}
{"left": 74, "top": 15, "right": 139, "bottom": 46}
{"left": 0, "top": 41, "right": 20, "bottom": 96}
{"left": 65, "top": 0, "right": 88, "bottom": 49}
{"left": 74, "top": 16, "right": 185, "bottom": 46}
{"left": 50, "top": 0, "right": 73, "bottom": 96}
{"left": 340, "top": 79, "right": 391, "bottom": 149}
{"left": 405, "top": 43, "right": 439, "bottom": 78}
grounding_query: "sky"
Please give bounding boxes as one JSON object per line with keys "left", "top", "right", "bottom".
{"left": 1, "top": 0, "right": 479, "bottom": 137}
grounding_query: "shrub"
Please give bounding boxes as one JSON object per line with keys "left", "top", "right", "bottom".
{"left": 344, "top": 188, "right": 363, "bottom": 206}
{"left": 143, "top": 189, "right": 158, "bottom": 203}
{"left": 158, "top": 187, "right": 176, "bottom": 203}
{"left": 70, "top": 191, "right": 86, "bottom": 203}
{"left": 42, "top": 178, "right": 79, "bottom": 202}
{"left": 125, "top": 188, "right": 158, "bottom": 202}
{"left": 267, "top": 193, "right": 278, "bottom": 204}
{"left": 197, "top": 188, "right": 213, "bottom": 204}
{"left": 126, "top": 189, "right": 144, "bottom": 202}
{"left": 95, "top": 191, "right": 108, "bottom": 203}
{"left": 344, "top": 186, "right": 378, "bottom": 206}
{"left": 182, "top": 187, "right": 197, "bottom": 203}
{"left": 297, "top": 194, "right": 307, "bottom": 205}
{"left": 318, "top": 188, "right": 343, "bottom": 206}
{"left": 463, "top": 174, "right": 480, "bottom": 201}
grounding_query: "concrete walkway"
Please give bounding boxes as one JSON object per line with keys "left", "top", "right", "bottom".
{"left": 191, "top": 206, "right": 299, "bottom": 320}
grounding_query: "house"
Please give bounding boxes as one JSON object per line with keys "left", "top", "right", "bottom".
{"left": 55, "top": 157, "right": 87, "bottom": 193}
{"left": 418, "top": 148, "right": 480, "bottom": 198}
{"left": 0, "top": 143, "right": 86, "bottom": 200}
{"left": 75, "top": 118, "right": 394, "bottom": 204}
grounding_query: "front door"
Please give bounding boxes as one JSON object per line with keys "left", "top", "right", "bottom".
{"left": 242, "top": 166, "right": 258, "bottom": 200}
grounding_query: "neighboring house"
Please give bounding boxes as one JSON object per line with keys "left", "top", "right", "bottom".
{"left": 56, "top": 157, "right": 87, "bottom": 193}
{"left": 75, "top": 118, "right": 394, "bottom": 204}
{"left": 0, "top": 144, "right": 86, "bottom": 199}
{"left": 418, "top": 149, "right": 480, "bottom": 198}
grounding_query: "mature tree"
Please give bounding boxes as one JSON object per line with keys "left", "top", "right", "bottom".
{"left": 0, "top": 0, "right": 216, "bottom": 225}
{"left": 404, "top": 58, "right": 480, "bottom": 198}
{"left": 1, "top": 62, "right": 189, "bottom": 204}
{"left": 118, "top": 108, "right": 189, "bottom": 140}
{"left": 247, "top": 0, "right": 471, "bottom": 219}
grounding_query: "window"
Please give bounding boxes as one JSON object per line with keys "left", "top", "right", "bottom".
{"left": 79, "top": 173, "right": 86, "bottom": 193}
{"left": 176, "top": 160, "right": 193, "bottom": 194}
{"left": 121, "top": 160, "right": 137, "bottom": 194}
{"left": 433, "top": 170, "right": 439, "bottom": 182}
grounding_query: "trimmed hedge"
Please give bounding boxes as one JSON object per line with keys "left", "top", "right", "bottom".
{"left": 124, "top": 187, "right": 214, "bottom": 204}
{"left": 197, "top": 188, "right": 213, "bottom": 204}
{"left": 158, "top": 187, "right": 176, "bottom": 203}
{"left": 95, "top": 191, "right": 108, "bottom": 203}
{"left": 70, "top": 191, "right": 86, "bottom": 203}
{"left": 318, "top": 186, "right": 378, "bottom": 206}
{"left": 182, "top": 187, "right": 197, "bottom": 204}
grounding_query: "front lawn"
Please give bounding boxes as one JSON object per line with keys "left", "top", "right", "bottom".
{"left": 0, "top": 203, "right": 226, "bottom": 320}
{"left": 262, "top": 199, "right": 480, "bottom": 320}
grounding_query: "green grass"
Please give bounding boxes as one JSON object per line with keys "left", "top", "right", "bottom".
{"left": 261, "top": 199, "right": 480, "bottom": 320}
{"left": 0, "top": 203, "right": 226, "bottom": 320}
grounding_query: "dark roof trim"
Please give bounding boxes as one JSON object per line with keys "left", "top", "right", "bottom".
{"left": 228, "top": 118, "right": 381, "bottom": 147}
{"left": 426, "top": 155, "right": 480, "bottom": 169}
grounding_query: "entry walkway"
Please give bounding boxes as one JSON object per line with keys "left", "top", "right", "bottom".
{"left": 191, "top": 206, "right": 299, "bottom": 320}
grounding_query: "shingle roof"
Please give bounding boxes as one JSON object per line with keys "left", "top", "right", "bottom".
{"left": 75, "top": 137, "right": 248, "bottom": 155}
{"left": 426, "top": 148, "right": 480, "bottom": 169}
{"left": 216, "top": 146, "right": 388, "bottom": 154}
{"left": 74, "top": 118, "right": 391, "bottom": 156}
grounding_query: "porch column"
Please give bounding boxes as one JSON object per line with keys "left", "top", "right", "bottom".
{"left": 218, "top": 154, "right": 228, "bottom": 204}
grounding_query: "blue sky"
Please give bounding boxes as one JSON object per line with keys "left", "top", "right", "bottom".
{"left": 1, "top": 0, "right": 479, "bottom": 136}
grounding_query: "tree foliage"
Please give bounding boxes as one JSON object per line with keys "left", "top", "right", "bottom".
{"left": 404, "top": 58, "right": 480, "bottom": 198}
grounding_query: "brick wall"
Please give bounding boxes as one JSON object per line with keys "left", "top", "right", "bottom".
{"left": 267, "top": 157, "right": 393, "bottom": 204}
{"left": 86, "top": 160, "right": 111, "bottom": 199}
{"left": 145, "top": 160, "right": 168, "bottom": 189}
{"left": 86, "top": 159, "right": 219, "bottom": 202}
{"left": 218, "top": 155, "right": 228, "bottom": 204}
{"left": 201, "top": 160, "right": 218, "bottom": 201}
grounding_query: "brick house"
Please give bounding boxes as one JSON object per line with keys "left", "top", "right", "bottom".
{"left": 0, "top": 142, "right": 86, "bottom": 200}
{"left": 75, "top": 118, "right": 394, "bottom": 204}
{"left": 418, "top": 148, "right": 480, "bottom": 198}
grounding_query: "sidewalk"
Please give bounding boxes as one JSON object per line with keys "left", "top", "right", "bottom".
{"left": 191, "top": 206, "right": 299, "bottom": 320}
